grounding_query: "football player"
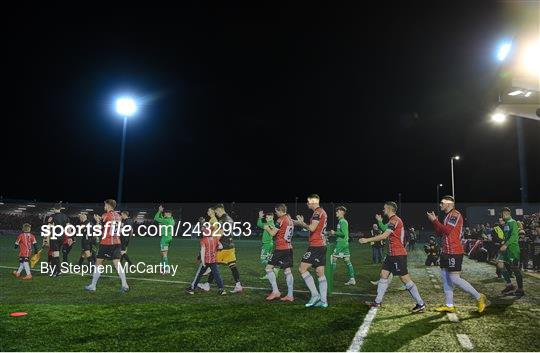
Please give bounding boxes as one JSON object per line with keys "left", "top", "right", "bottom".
{"left": 427, "top": 196, "right": 486, "bottom": 313}
{"left": 360, "top": 201, "right": 426, "bottom": 312}
{"left": 263, "top": 203, "right": 295, "bottom": 301}
{"left": 84, "top": 199, "right": 129, "bottom": 293}
{"left": 330, "top": 206, "right": 355, "bottom": 285}
{"left": 294, "top": 194, "right": 329, "bottom": 308}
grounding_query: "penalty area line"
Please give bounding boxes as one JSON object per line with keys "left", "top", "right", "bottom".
{"left": 0, "top": 265, "right": 374, "bottom": 297}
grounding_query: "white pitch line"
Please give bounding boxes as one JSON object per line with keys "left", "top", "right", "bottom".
{"left": 0, "top": 265, "right": 373, "bottom": 297}
{"left": 347, "top": 307, "right": 378, "bottom": 352}
{"left": 456, "top": 333, "right": 474, "bottom": 350}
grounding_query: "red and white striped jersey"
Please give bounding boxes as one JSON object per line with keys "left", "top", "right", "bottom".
{"left": 16, "top": 232, "right": 36, "bottom": 257}
{"left": 386, "top": 215, "right": 407, "bottom": 256}
{"left": 309, "top": 207, "right": 327, "bottom": 247}
{"left": 100, "top": 211, "right": 122, "bottom": 245}
{"left": 432, "top": 209, "right": 464, "bottom": 255}
{"left": 200, "top": 235, "right": 220, "bottom": 263}
{"left": 275, "top": 214, "right": 294, "bottom": 250}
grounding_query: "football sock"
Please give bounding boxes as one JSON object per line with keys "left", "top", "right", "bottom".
{"left": 284, "top": 268, "right": 294, "bottom": 297}
{"left": 514, "top": 270, "right": 523, "bottom": 289}
{"left": 301, "top": 272, "right": 318, "bottom": 297}
{"left": 375, "top": 277, "right": 389, "bottom": 304}
{"left": 229, "top": 264, "right": 240, "bottom": 283}
{"left": 501, "top": 268, "right": 512, "bottom": 284}
{"left": 318, "top": 276, "right": 328, "bottom": 303}
{"left": 331, "top": 256, "right": 337, "bottom": 272}
{"left": 23, "top": 262, "right": 31, "bottom": 276}
{"left": 405, "top": 281, "right": 424, "bottom": 305}
{"left": 53, "top": 257, "right": 61, "bottom": 274}
{"left": 90, "top": 266, "right": 102, "bottom": 287}
{"left": 116, "top": 262, "right": 128, "bottom": 288}
{"left": 345, "top": 257, "right": 355, "bottom": 278}
{"left": 17, "top": 263, "right": 24, "bottom": 274}
{"left": 266, "top": 269, "right": 279, "bottom": 292}
{"left": 441, "top": 269, "right": 454, "bottom": 306}
{"left": 162, "top": 255, "right": 169, "bottom": 267}
{"left": 208, "top": 272, "right": 215, "bottom": 284}
{"left": 449, "top": 273, "right": 480, "bottom": 300}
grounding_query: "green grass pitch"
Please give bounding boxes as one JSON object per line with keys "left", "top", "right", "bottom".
{"left": 1, "top": 235, "right": 539, "bottom": 351}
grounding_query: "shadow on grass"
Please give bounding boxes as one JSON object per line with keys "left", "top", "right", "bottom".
{"left": 362, "top": 312, "right": 449, "bottom": 352}
{"left": 455, "top": 295, "right": 519, "bottom": 323}
{"left": 479, "top": 277, "right": 504, "bottom": 284}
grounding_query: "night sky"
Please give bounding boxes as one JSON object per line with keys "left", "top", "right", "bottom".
{"left": 3, "top": 2, "right": 539, "bottom": 203}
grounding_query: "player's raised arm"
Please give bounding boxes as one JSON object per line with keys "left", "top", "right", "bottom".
{"left": 256, "top": 211, "right": 265, "bottom": 229}
{"left": 427, "top": 210, "right": 458, "bottom": 236}
{"left": 154, "top": 206, "right": 165, "bottom": 223}
{"left": 359, "top": 228, "right": 391, "bottom": 244}
{"left": 295, "top": 215, "right": 319, "bottom": 232}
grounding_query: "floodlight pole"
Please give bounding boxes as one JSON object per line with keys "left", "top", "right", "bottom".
{"left": 451, "top": 158, "right": 456, "bottom": 199}
{"left": 117, "top": 116, "right": 128, "bottom": 205}
{"left": 436, "top": 184, "right": 442, "bottom": 210}
{"left": 516, "top": 118, "right": 528, "bottom": 204}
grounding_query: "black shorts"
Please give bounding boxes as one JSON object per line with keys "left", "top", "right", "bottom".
{"left": 81, "top": 238, "right": 92, "bottom": 252}
{"left": 97, "top": 244, "right": 121, "bottom": 260}
{"left": 301, "top": 246, "right": 326, "bottom": 268}
{"left": 382, "top": 255, "right": 408, "bottom": 276}
{"left": 49, "top": 238, "right": 60, "bottom": 252}
{"left": 439, "top": 253, "right": 463, "bottom": 272}
{"left": 269, "top": 249, "right": 293, "bottom": 269}
{"left": 19, "top": 256, "right": 29, "bottom": 263}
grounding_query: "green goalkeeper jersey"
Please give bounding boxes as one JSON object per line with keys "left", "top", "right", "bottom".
{"left": 256, "top": 218, "right": 277, "bottom": 247}
{"left": 154, "top": 211, "right": 175, "bottom": 240}
{"left": 377, "top": 219, "right": 388, "bottom": 232}
{"left": 502, "top": 218, "right": 520, "bottom": 258}
{"left": 376, "top": 219, "right": 389, "bottom": 255}
{"left": 335, "top": 218, "right": 349, "bottom": 248}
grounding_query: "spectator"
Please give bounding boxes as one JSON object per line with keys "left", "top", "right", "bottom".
{"left": 424, "top": 236, "right": 439, "bottom": 266}
{"left": 370, "top": 224, "right": 383, "bottom": 264}
{"left": 407, "top": 227, "right": 417, "bottom": 252}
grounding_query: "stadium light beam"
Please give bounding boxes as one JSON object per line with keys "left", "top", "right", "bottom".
{"left": 114, "top": 96, "right": 138, "bottom": 205}
{"left": 450, "top": 156, "right": 460, "bottom": 199}
{"left": 497, "top": 42, "right": 512, "bottom": 61}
